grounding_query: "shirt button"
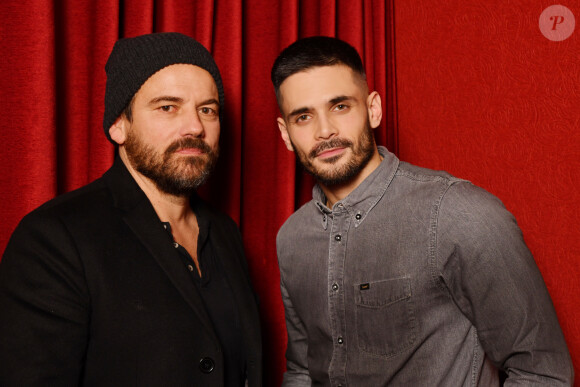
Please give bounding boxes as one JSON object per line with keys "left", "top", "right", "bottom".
{"left": 199, "top": 357, "right": 215, "bottom": 373}
{"left": 334, "top": 234, "right": 342, "bottom": 241}
{"left": 332, "top": 283, "right": 339, "bottom": 291}
{"left": 355, "top": 213, "right": 362, "bottom": 220}
{"left": 187, "top": 265, "right": 194, "bottom": 272}
{"left": 163, "top": 224, "right": 167, "bottom": 229}
{"left": 337, "top": 337, "right": 344, "bottom": 344}
{"left": 173, "top": 242, "right": 179, "bottom": 248}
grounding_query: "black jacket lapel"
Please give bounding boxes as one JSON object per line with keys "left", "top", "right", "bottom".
{"left": 207, "top": 214, "right": 262, "bottom": 383}
{"left": 103, "top": 158, "right": 218, "bottom": 342}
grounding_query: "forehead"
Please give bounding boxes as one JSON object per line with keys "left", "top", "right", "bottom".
{"left": 135, "top": 64, "right": 218, "bottom": 101}
{"left": 279, "top": 64, "right": 368, "bottom": 114}
{"left": 278, "top": 65, "right": 366, "bottom": 109}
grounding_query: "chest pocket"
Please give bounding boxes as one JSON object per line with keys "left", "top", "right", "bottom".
{"left": 354, "top": 277, "right": 417, "bottom": 358}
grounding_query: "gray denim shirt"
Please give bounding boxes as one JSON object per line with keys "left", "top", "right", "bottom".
{"left": 277, "top": 147, "right": 573, "bottom": 386}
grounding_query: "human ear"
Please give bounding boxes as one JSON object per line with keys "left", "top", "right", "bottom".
{"left": 277, "top": 117, "right": 294, "bottom": 152}
{"left": 367, "top": 91, "right": 383, "bottom": 129}
{"left": 109, "top": 116, "right": 128, "bottom": 145}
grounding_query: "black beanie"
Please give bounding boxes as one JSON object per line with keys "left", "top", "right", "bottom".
{"left": 103, "top": 32, "right": 224, "bottom": 143}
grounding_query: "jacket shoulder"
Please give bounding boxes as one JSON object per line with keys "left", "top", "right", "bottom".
{"left": 31, "top": 177, "right": 111, "bottom": 219}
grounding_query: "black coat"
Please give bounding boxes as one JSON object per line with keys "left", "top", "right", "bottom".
{"left": 0, "top": 158, "right": 262, "bottom": 386}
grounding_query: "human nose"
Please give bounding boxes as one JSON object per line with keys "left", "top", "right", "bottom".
{"left": 179, "top": 109, "right": 204, "bottom": 137}
{"left": 315, "top": 113, "right": 337, "bottom": 140}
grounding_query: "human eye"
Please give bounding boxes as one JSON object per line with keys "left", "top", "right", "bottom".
{"left": 158, "top": 105, "right": 175, "bottom": 113}
{"left": 199, "top": 106, "right": 219, "bottom": 121}
{"left": 294, "top": 114, "right": 311, "bottom": 124}
{"left": 333, "top": 103, "right": 349, "bottom": 112}
{"left": 198, "top": 106, "right": 219, "bottom": 120}
{"left": 199, "top": 106, "right": 217, "bottom": 115}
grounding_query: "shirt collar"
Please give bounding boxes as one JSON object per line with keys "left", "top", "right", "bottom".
{"left": 312, "top": 146, "right": 399, "bottom": 228}
{"left": 161, "top": 195, "right": 211, "bottom": 249}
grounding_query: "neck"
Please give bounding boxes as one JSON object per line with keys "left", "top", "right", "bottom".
{"left": 119, "top": 151, "right": 194, "bottom": 223}
{"left": 321, "top": 148, "right": 383, "bottom": 208}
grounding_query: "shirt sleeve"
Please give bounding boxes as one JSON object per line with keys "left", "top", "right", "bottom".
{"left": 437, "top": 181, "right": 574, "bottom": 385}
{"left": 0, "top": 212, "right": 90, "bottom": 385}
{"left": 279, "top": 274, "right": 312, "bottom": 387}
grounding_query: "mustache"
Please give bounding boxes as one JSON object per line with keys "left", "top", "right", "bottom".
{"left": 309, "top": 137, "right": 353, "bottom": 159}
{"left": 165, "top": 138, "right": 212, "bottom": 155}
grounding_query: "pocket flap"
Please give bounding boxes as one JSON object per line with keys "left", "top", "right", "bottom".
{"left": 354, "top": 277, "right": 411, "bottom": 308}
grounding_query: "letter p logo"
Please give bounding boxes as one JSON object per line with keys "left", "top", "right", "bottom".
{"left": 540, "top": 5, "right": 575, "bottom": 41}
{"left": 550, "top": 15, "right": 565, "bottom": 30}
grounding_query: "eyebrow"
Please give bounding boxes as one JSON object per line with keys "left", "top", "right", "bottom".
{"left": 287, "top": 106, "right": 311, "bottom": 120}
{"left": 198, "top": 98, "right": 220, "bottom": 107}
{"left": 147, "top": 97, "right": 220, "bottom": 108}
{"left": 287, "top": 95, "right": 355, "bottom": 119}
{"left": 147, "top": 96, "right": 184, "bottom": 106}
{"left": 329, "top": 95, "right": 354, "bottom": 105}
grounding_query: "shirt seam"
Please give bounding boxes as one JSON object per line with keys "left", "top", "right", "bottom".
{"left": 429, "top": 179, "right": 461, "bottom": 294}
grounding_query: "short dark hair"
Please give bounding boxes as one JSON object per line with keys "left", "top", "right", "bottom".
{"left": 271, "top": 36, "right": 366, "bottom": 100}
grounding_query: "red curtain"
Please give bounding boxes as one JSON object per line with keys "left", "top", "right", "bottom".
{"left": 0, "top": 1, "right": 394, "bottom": 385}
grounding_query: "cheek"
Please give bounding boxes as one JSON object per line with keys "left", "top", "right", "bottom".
{"left": 340, "top": 113, "right": 367, "bottom": 136}
{"left": 204, "top": 124, "right": 221, "bottom": 145}
{"left": 131, "top": 118, "right": 165, "bottom": 140}
{"left": 288, "top": 132, "right": 313, "bottom": 153}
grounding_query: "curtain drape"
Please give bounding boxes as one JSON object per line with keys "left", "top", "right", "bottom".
{"left": 0, "top": 1, "right": 395, "bottom": 384}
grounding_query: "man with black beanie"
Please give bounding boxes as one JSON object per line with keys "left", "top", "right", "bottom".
{"left": 0, "top": 32, "right": 262, "bottom": 386}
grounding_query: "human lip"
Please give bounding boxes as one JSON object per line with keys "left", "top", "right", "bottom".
{"left": 316, "top": 147, "right": 345, "bottom": 159}
{"left": 175, "top": 147, "right": 204, "bottom": 155}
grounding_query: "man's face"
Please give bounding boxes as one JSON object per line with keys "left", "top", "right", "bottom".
{"left": 277, "top": 65, "right": 381, "bottom": 187}
{"left": 112, "top": 64, "right": 220, "bottom": 196}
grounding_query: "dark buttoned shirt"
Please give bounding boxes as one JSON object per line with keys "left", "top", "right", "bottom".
{"left": 164, "top": 207, "right": 246, "bottom": 387}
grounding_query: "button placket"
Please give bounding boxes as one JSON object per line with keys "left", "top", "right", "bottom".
{"left": 327, "top": 205, "right": 350, "bottom": 385}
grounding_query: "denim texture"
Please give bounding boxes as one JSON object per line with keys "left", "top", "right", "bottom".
{"left": 277, "top": 147, "right": 573, "bottom": 386}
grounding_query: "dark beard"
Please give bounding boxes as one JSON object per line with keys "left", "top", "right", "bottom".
{"left": 124, "top": 131, "right": 219, "bottom": 197}
{"left": 293, "top": 119, "right": 376, "bottom": 186}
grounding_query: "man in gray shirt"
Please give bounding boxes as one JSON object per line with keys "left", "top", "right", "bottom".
{"left": 271, "top": 36, "right": 573, "bottom": 386}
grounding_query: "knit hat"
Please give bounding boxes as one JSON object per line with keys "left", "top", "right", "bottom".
{"left": 103, "top": 32, "right": 224, "bottom": 143}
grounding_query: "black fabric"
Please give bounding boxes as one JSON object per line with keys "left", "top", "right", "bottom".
{"left": 0, "top": 157, "right": 261, "bottom": 386}
{"left": 103, "top": 32, "right": 225, "bottom": 141}
{"left": 165, "top": 217, "right": 246, "bottom": 387}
